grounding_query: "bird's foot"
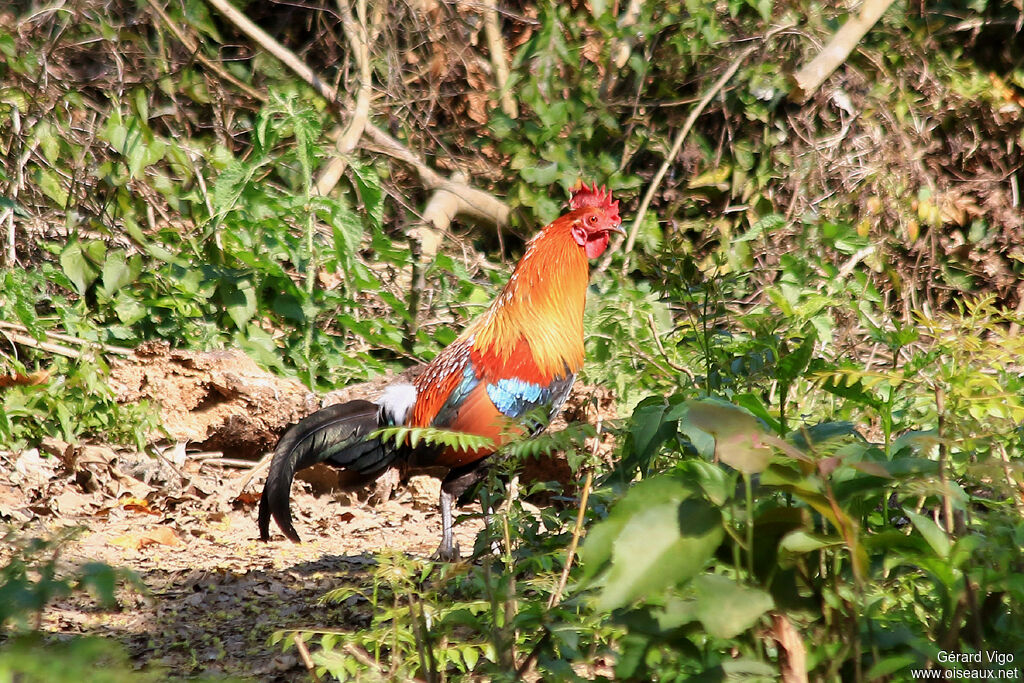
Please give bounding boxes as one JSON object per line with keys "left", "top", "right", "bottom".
{"left": 430, "top": 541, "right": 461, "bottom": 562}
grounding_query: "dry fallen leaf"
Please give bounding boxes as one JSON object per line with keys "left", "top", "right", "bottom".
{"left": 121, "top": 497, "right": 161, "bottom": 515}
{"left": 0, "top": 369, "right": 51, "bottom": 388}
{"left": 110, "top": 526, "right": 183, "bottom": 550}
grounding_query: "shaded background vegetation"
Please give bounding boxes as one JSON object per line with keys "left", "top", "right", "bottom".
{"left": 2, "top": 0, "right": 1024, "bottom": 680}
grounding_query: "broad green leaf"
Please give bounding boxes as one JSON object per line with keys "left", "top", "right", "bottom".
{"left": 688, "top": 164, "right": 731, "bottom": 189}
{"left": 735, "top": 213, "right": 785, "bottom": 243}
{"left": 35, "top": 167, "right": 69, "bottom": 206}
{"left": 676, "top": 459, "right": 731, "bottom": 506}
{"left": 223, "top": 279, "right": 257, "bottom": 329}
{"left": 332, "top": 207, "right": 364, "bottom": 262}
{"left": 789, "top": 421, "right": 858, "bottom": 450}
{"left": 580, "top": 476, "right": 698, "bottom": 582}
{"left": 100, "top": 251, "right": 140, "bottom": 297}
{"left": 349, "top": 160, "right": 384, "bottom": 230}
{"left": 776, "top": 331, "right": 816, "bottom": 383}
{"left": 733, "top": 392, "right": 781, "bottom": 434}
{"left": 593, "top": 495, "right": 723, "bottom": 611}
{"left": 904, "top": 509, "right": 950, "bottom": 559}
{"left": 715, "top": 429, "right": 774, "bottom": 474}
{"left": 685, "top": 398, "right": 761, "bottom": 436}
{"left": 779, "top": 530, "right": 843, "bottom": 555}
{"left": 685, "top": 399, "right": 773, "bottom": 474}
{"left": 60, "top": 240, "right": 99, "bottom": 294}
{"left": 521, "top": 162, "right": 559, "bottom": 186}
{"left": 866, "top": 654, "right": 917, "bottom": 679}
{"left": 628, "top": 396, "right": 682, "bottom": 465}
{"left": 692, "top": 574, "right": 774, "bottom": 639}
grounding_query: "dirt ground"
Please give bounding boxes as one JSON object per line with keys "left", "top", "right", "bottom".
{"left": 0, "top": 348, "right": 614, "bottom": 679}
{"left": 2, "top": 440, "right": 486, "bottom": 679}
{"left": 2, "top": 438, "right": 487, "bottom": 679}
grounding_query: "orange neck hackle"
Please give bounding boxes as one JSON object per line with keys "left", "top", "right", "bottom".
{"left": 469, "top": 213, "right": 591, "bottom": 381}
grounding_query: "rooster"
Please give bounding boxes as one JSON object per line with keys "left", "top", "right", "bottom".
{"left": 258, "top": 182, "right": 623, "bottom": 559}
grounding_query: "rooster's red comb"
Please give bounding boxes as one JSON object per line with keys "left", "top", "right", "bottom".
{"left": 569, "top": 181, "right": 620, "bottom": 223}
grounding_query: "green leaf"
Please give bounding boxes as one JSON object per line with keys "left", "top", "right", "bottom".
{"left": 788, "top": 421, "right": 858, "bottom": 450}
{"left": 100, "top": 252, "right": 140, "bottom": 297}
{"left": 35, "top": 168, "right": 69, "bottom": 206}
{"left": 521, "top": 162, "right": 560, "bottom": 186}
{"left": 684, "top": 399, "right": 773, "bottom": 474}
{"left": 331, "top": 207, "right": 364, "bottom": 263}
{"left": 904, "top": 509, "right": 950, "bottom": 559}
{"left": 60, "top": 240, "right": 100, "bottom": 295}
{"left": 583, "top": 477, "right": 723, "bottom": 611}
{"left": 866, "top": 654, "right": 917, "bottom": 679}
{"left": 777, "top": 331, "right": 816, "bottom": 383}
{"left": 581, "top": 477, "right": 695, "bottom": 582}
{"left": 349, "top": 160, "right": 384, "bottom": 231}
{"left": 675, "top": 459, "right": 731, "bottom": 506}
{"left": 692, "top": 574, "right": 774, "bottom": 639}
{"left": 733, "top": 392, "right": 781, "bottom": 434}
{"left": 223, "top": 279, "right": 257, "bottom": 329}
{"left": 736, "top": 213, "right": 785, "bottom": 242}
{"left": 779, "top": 530, "right": 843, "bottom": 555}
{"left": 595, "top": 498, "right": 722, "bottom": 611}
{"left": 625, "top": 396, "right": 684, "bottom": 471}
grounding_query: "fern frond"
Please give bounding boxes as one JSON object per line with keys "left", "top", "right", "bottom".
{"left": 371, "top": 426, "right": 493, "bottom": 452}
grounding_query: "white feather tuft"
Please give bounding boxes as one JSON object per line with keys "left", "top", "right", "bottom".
{"left": 377, "top": 383, "right": 417, "bottom": 426}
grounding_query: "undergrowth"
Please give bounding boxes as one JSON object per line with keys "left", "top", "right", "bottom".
{"left": 2, "top": 0, "right": 1024, "bottom": 680}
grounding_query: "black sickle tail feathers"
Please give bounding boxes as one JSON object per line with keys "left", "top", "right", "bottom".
{"left": 258, "top": 399, "right": 400, "bottom": 542}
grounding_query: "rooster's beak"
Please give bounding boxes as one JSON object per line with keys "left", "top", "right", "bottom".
{"left": 608, "top": 223, "right": 626, "bottom": 236}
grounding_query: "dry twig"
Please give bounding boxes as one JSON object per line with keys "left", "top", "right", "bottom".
{"left": 481, "top": 0, "right": 517, "bottom": 118}
{"left": 547, "top": 418, "right": 602, "bottom": 610}
{"left": 144, "top": 0, "right": 266, "bottom": 102}
{"left": 790, "top": 0, "right": 898, "bottom": 102}
{"left": 314, "top": 0, "right": 375, "bottom": 196}
{"left": 292, "top": 633, "right": 322, "bottom": 683}
{"left": 0, "top": 321, "right": 133, "bottom": 356}
{"left": 203, "top": 0, "right": 509, "bottom": 233}
{"left": 611, "top": 44, "right": 758, "bottom": 275}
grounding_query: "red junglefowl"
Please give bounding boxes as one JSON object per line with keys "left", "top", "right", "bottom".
{"left": 258, "top": 182, "right": 623, "bottom": 560}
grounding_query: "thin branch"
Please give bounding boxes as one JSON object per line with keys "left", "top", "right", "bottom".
{"left": 613, "top": 44, "right": 758, "bottom": 275}
{"left": 145, "top": 0, "right": 266, "bottom": 102}
{"left": 790, "top": 0, "right": 898, "bottom": 102}
{"left": 546, "top": 468, "right": 592, "bottom": 609}
{"left": 547, "top": 419, "right": 603, "bottom": 610}
{"left": 238, "top": 451, "right": 273, "bottom": 493}
{"left": 203, "top": 0, "right": 509, "bottom": 228}
{"left": 292, "top": 633, "right": 322, "bottom": 683}
{"left": 315, "top": 0, "right": 374, "bottom": 196}
{"left": 647, "top": 314, "right": 695, "bottom": 380}
{"left": 995, "top": 443, "right": 1024, "bottom": 516}
{"left": 1, "top": 329, "right": 82, "bottom": 358}
{"left": 481, "top": 0, "right": 517, "bottom": 118}
{"left": 0, "top": 321, "right": 133, "bottom": 355}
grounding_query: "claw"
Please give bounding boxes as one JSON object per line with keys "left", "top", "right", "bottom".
{"left": 430, "top": 540, "right": 461, "bottom": 562}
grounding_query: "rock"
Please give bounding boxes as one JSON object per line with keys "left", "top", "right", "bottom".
{"left": 407, "top": 474, "right": 440, "bottom": 511}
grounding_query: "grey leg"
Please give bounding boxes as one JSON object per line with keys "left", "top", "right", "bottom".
{"left": 432, "top": 487, "right": 460, "bottom": 561}
{"left": 431, "top": 461, "right": 490, "bottom": 561}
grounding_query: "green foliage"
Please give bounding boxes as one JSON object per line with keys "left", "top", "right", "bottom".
{"left": 0, "top": 529, "right": 141, "bottom": 631}
{"left": 373, "top": 425, "right": 493, "bottom": 453}
{"left": 0, "top": 530, "right": 154, "bottom": 681}
{"left": 0, "top": 635, "right": 161, "bottom": 683}
{"left": 5, "top": 0, "right": 1024, "bottom": 679}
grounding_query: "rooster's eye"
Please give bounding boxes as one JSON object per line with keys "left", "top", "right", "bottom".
{"left": 588, "top": 215, "right": 598, "bottom": 224}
